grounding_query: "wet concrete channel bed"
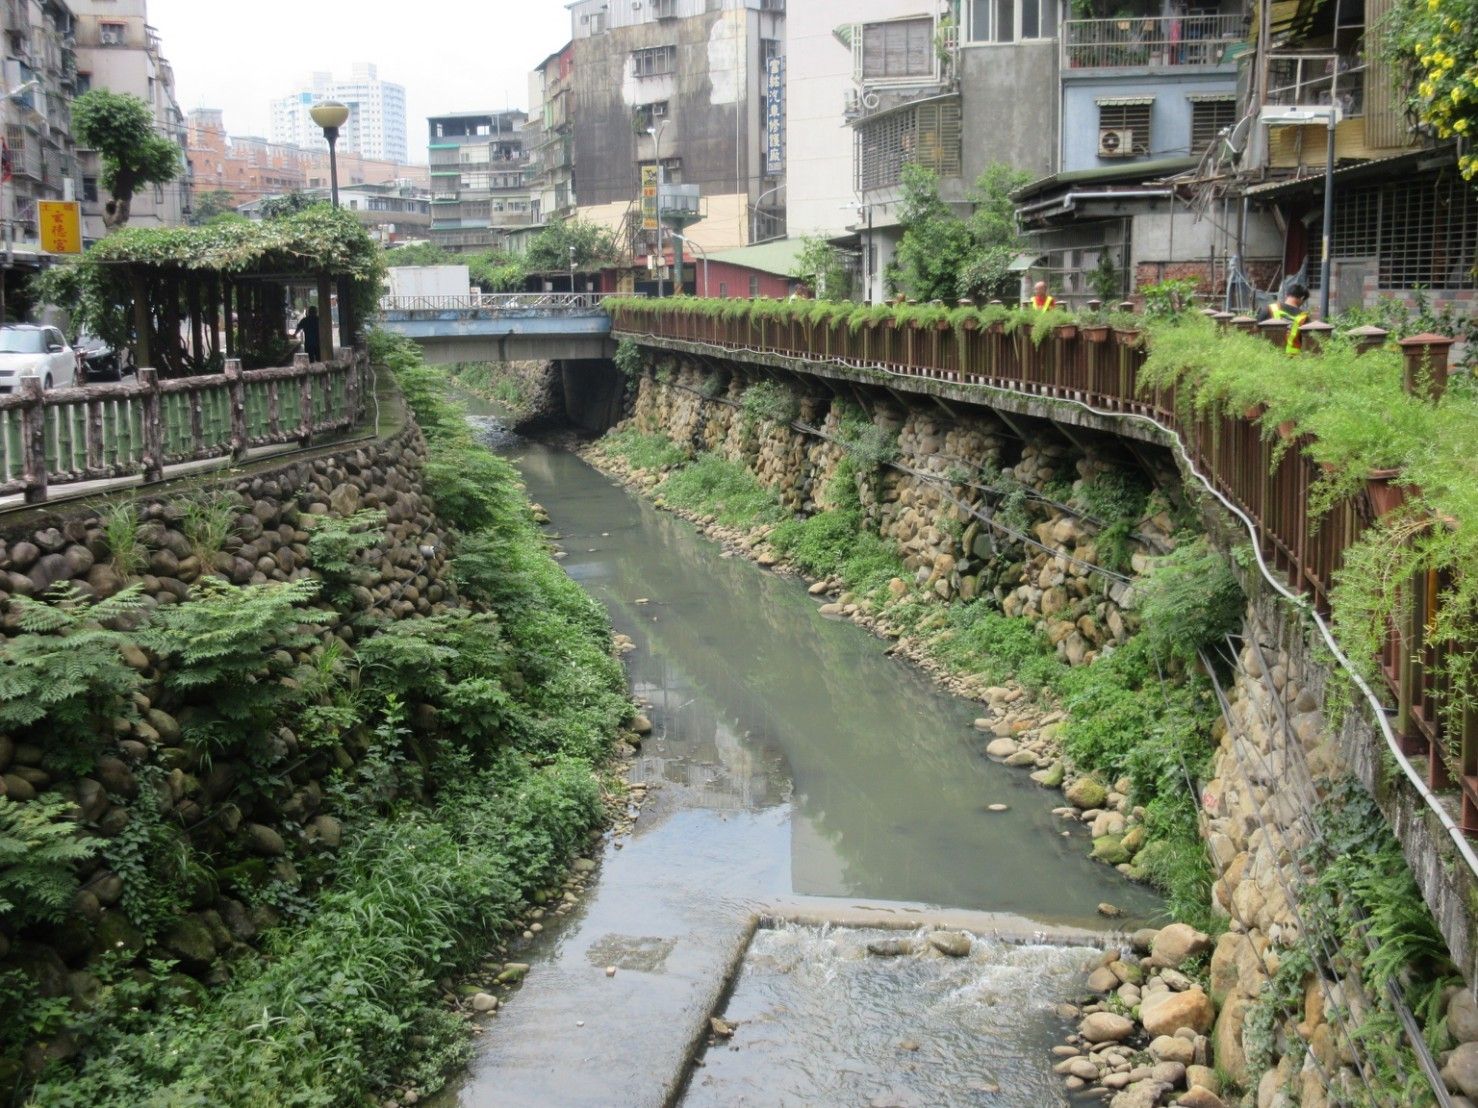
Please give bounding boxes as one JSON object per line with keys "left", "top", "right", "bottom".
{"left": 433, "top": 402, "right": 1161, "bottom": 1107}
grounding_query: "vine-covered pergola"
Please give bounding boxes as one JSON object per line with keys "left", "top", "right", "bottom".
{"left": 37, "top": 207, "right": 383, "bottom": 376}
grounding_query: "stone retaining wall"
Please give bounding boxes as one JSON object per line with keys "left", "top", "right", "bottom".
{"left": 0, "top": 415, "right": 461, "bottom": 1069}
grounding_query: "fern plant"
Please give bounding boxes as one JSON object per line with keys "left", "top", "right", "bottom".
{"left": 0, "top": 793, "right": 100, "bottom": 926}
{"left": 139, "top": 577, "right": 330, "bottom": 754}
{"left": 0, "top": 584, "right": 148, "bottom": 772}
{"left": 306, "top": 509, "right": 387, "bottom": 605}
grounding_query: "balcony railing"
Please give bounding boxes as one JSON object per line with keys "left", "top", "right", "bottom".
{"left": 1062, "top": 13, "right": 1246, "bottom": 68}
{"left": 1266, "top": 52, "right": 1365, "bottom": 118}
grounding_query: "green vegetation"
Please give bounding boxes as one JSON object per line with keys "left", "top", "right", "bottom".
{"left": 790, "top": 236, "right": 854, "bottom": 301}
{"left": 71, "top": 89, "right": 182, "bottom": 231}
{"left": 449, "top": 363, "right": 531, "bottom": 412}
{"left": 657, "top": 455, "right": 786, "bottom": 527}
{"left": 4, "top": 331, "right": 628, "bottom": 1105}
{"left": 890, "top": 162, "right": 1031, "bottom": 303}
{"left": 739, "top": 380, "right": 799, "bottom": 428}
{"left": 385, "top": 217, "right": 620, "bottom": 294}
{"left": 1243, "top": 779, "right": 1458, "bottom": 1105}
{"left": 600, "top": 428, "right": 691, "bottom": 470}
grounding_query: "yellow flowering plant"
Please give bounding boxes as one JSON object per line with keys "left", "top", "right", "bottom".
{"left": 1389, "top": 0, "right": 1478, "bottom": 172}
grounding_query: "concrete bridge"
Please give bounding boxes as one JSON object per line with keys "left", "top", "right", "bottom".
{"left": 377, "top": 292, "right": 616, "bottom": 363}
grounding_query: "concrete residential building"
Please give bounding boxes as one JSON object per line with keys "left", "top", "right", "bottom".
{"left": 426, "top": 110, "right": 532, "bottom": 254}
{"left": 238, "top": 181, "right": 430, "bottom": 246}
{"left": 189, "top": 108, "right": 429, "bottom": 212}
{"left": 1, "top": 0, "right": 80, "bottom": 274}
{"left": 526, "top": 43, "right": 576, "bottom": 224}
{"left": 72, "top": 0, "right": 191, "bottom": 239}
{"left": 271, "top": 64, "right": 408, "bottom": 164}
{"left": 566, "top": 0, "right": 785, "bottom": 290}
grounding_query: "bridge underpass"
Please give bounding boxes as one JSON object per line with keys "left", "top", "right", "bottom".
{"left": 379, "top": 293, "right": 624, "bottom": 432}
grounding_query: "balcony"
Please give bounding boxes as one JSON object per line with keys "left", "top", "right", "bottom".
{"left": 1062, "top": 13, "right": 1246, "bottom": 69}
{"left": 1265, "top": 52, "right": 1364, "bottom": 118}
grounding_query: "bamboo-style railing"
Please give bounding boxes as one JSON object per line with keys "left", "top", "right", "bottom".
{"left": 611, "top": 303, "right": 1478, "bottom": 832}
{"left": 0, "top": 349, "right": 370, "bottom": 506}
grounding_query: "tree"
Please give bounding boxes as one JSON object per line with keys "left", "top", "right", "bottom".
{"left": 384, "top": 242, "right": 454, "bottom": 268}
{"left": 893, "top": 162, "right": 1030, "bottom": 303}
{"left": 1387, "top": 0, "right": 1478, "bottom": 178}
{"left": 524, "top": 217, "right": 622, "bottom": 272}
{"left": 790, "top": 235, "right": 854, "bottom": 300}
{"left": 189, "top": 189, "right": 237, "bottom": 226}
{"left": 71, "top": 90, "right": 181, "bottom": 231}
{"left": 258, "top": 191, "right": 323, "bottom": 220}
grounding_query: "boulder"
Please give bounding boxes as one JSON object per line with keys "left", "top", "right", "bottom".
{"left": 1066, "top": 776, "right": 1109, "bottom": 810}
{"left": 1080, "top": 1011, "right": 1135, "bottom": 1043}
{"left": 245, "top": 823, "right": 286, "bottom": 856}
{"left": 1147, "top": 1035, "right": 1195, "bottom": 1065}
{"left": 1141, "top": 986, "right": 1215, "bottom": 1036}
{"left": 1177, "top": 1089, "right": 1226, "bottom": 1108}
{"left": 1110, "top": 1080, "right": 1172, "bottom": 1108}
{"left": 162, "top": 914, "right": 218, "bottom": 968}
{"left": 1209, "top": 931, "right": 1250, "bottom": 1006}
{"left": 1444, "top": 1042, "right": 1478, "bottom": 1099}
{"left": 1212, "top": 996, "right": 1252, "bottom": 1087}
{"left": 1151, "top": 923, "right": 1212, "bottom": 968}
{"left": 928, "top": 931, "right": 972, "bottom": 958}
{"left": 1451, "top": 988, "right": 1478, "bottom": 1044}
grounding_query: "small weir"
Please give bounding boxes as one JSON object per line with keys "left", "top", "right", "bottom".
{"left": 436, "top": 399, "right": 1159, "bottom": 1107}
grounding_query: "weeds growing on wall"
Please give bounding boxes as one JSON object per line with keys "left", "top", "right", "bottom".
{"left": 657, "top": 455, "right": 786, "bottom": 527}
{"left": 5, "top": 330, "right": 629, "bottom": 1105}
{"left": 600, "top": 428, "right": 690, "bottom": 471}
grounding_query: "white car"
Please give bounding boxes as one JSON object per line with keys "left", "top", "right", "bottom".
{"left": 0, "top": 325, "right": 76, "bottom": 392}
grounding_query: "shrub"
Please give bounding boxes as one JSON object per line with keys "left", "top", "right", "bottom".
{"left": 657, "top": 454, "right": 785, "bottom": 526}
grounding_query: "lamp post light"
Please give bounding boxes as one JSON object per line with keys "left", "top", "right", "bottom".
{"left": 569, "top": 243, "right": 576, "bottom": 296}
{"left": 1259, "top": 105, "right": 1340, "bottom": 319}
{"left": 646, "top": 119, "right": 669, "bottom": 298}
{"left": 308, "top": 100, "right": 351, "bottom": 356}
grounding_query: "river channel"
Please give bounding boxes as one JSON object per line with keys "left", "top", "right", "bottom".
{"left": 435, "top": 398, "right": 1160, "bottom": 1107}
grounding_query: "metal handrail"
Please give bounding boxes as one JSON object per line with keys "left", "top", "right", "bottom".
{"left": 378, "top": 292, "right": 620, "bottom": 314}
{"left": 1062, "top": 13, "right": 1246, "bottom": 68}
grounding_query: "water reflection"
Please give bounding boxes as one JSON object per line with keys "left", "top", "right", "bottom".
{"left": 492, "top": 422, "right": 1159, "bottom": 925}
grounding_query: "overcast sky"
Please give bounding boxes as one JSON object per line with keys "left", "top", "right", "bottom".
{"left": 148, "top": 0, "right": 574, "bottom": 161}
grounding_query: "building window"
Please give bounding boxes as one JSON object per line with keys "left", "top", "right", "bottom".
{"left": 967, "top": 0, "right": 1057, "bottom": 43}
{"left": 82, "top": 177, "right": 98, "bottom": 202}
{"left": 855, "top": 98, "right": 962, "bottom": 191}
{"left": 75, "top": 72, "right": 91, "bottom": 93}
{"left": 634, "top": 101, "right": 668, "bottom": 131}
{"left": 632, "top": 46, "right": 677, "bottom": 78}
{"left": 1189, "top": 97, "right": 1237, "bottom": 152}
{"left": 860, "top": 18, "right": 934, "bottom": 81}
{"left": 1310, "top": 173, "right": 1478, "bottom": 292}
{"left": 719, "top": 282, "right": 728, "bottom": 297}
{"left": 1096, "top": 98, "right": 1152, "bottom": 157}
{"left": 749, "top": 275, "right": 759, "bottom": 297}
{"left": 99, "top": 22, "right": 125, "bottom": 46}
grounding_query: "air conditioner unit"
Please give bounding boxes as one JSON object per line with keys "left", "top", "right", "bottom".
{"left": 1098, "top": 128, "right": 1133, "bottom": 157}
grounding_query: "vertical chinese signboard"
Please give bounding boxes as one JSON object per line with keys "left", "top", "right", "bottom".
{"left": 38, "top": 200, "right": 82, "bottom": 255}
{"left": 765, "top": 56, "right": 785, "bottom": 175}
{"left": 640, "top": 165, "right": 659, "bottom": 231}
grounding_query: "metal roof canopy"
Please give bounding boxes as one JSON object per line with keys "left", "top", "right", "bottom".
{"left": 1242, "top": 147, "right": 1457, "bottom": 199}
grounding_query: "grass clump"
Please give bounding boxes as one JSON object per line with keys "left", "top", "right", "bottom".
{"left": 657, "top": 454, "right": 785, "bottom": 527}
{"left": 600, "top": 428, "right": 690, "bottom": 471}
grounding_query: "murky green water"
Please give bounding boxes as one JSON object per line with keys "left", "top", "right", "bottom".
{"left": 435, "top": 396, "right": 1158, "bottom": 1106}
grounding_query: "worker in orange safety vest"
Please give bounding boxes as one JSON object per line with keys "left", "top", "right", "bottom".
{"left": 1256, "top": 283, "right": 1311, "bottom": 354}
{"left": 1029, "top": 281, "right": 1056, "bottom": 311}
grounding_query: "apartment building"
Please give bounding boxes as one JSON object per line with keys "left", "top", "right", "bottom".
{"left": 238, "top": 181, "right": 430, "bottom": 246}
{"left": 526, "top": 43, "right": 576, "bottom": 224}
{"left": 566, "top": 0, "right": 785, "bottom": 287}
{"left": 1, "top": 0, "right": 80, "bottom": 265}
{"left": 271, "top": 63, "right": 409, "bottom": 164}
{"left": 426, "top": 110, "right": 532, "bottom": 254}
{"left": 189, "top": 108, "right": 429, "bottom": 212}
{"left": 71, "top": 0, "right": 190, "bottom": 238}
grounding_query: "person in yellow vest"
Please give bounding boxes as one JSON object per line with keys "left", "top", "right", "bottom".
{"left": 1255, "top": 283, "right": 1310, "bottom": 354}
{"left": 1030, "top": 281, "right": 1056, "bottom": 311}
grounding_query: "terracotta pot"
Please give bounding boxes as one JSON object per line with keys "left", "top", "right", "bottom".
{"left": 987, "top": 321, "right": 1006, "bottom": 335}
{"left": 1366, "top": 468, "right": 1414, "bottom": 516}
{"left": 962, "top": 318, "right": 979, "bottom": 332}
{"left": 936, "top": 319, "right": 951, "bottom": 332}
{"left": 1081, "top": 325, "right": 1110, "bottom": 342}
{"left": 1054, "top": 324, "right": 1079, "bottom": 340}
{"left": 1112, "top": 328, "right": 1142, "bottom": 348}
{"left": 1243, "top": 402, "right": 1267, "bottom": 421}
{"left": 1276, "top": 419, "right": 1297, "bottom": 439}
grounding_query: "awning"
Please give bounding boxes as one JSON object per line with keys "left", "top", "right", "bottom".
{"left": 1008, "top": 253, "right": 1045, "bottom": 271}
{"left": 1242, "top": 146, "right": 1458, "bottom": 199}
{"left": 1187, "top": 92, "right": 1237, "bottom": 102}
{"left": 1095, "top": 96, "right": 1155, "bottom": 107}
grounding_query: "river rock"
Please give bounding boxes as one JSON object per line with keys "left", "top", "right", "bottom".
{"left": 928, "top": 931, "right": 972, "bottom": 958}
{"left": 630, "top": 715, "right": 653, "bottom": 735}
{"left": 471, "top": 992, "right": 499, "bottom": 1012}
{"left": 245, "top": 823, "right": 286, "bottom": 856}
{"left": 1080, "top": 1011, "right": 1135, "bottom": 1043}
{"left": 1066, "top": 776, "right": 1108, "bottom": 810}
{"left": 867, "top": 937, "right": 914, "bottom": 957}
{"left": 1151, "top": 923, "right": 1211, "bottom": 968}
{"left": 1445, "top": 1042, "right": 1478, "bottom": 1098}
{"left": 1177, "top": 1089, "right": 1227, "bottom": 1108}
{"left": 1212, "top": 996, "right": 1252, "bottom": 1086}
{"left": 1110, "top": 1079, "right": 1171, "bottom": 1108}
{"left": 1086, "top": 966, "right": 1120, "bottom": 993}
{"left": 985, "top": 738, "right": 1019, "bottom": 758}
{"left": 1148, "top": 1035, "right": 1195, "bottom": 1065}
{"left": 1452, "top": 989, "right": 1478, "bottom": 1044}
{"left": 1140, "top": 986, "right": 1214, "bottom": 1036}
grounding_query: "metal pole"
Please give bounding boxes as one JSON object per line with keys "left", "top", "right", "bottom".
{"left": 1319, "top": 119, "right": 1334, "bottom": 319}
{"left": 326, "top": 128, "right": 341, "bottom": 209}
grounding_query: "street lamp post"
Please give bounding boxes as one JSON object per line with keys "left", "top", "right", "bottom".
{"left": 646, "top": 120, "right": 669, "bottom": 298}
{"left": 309, "top": 100, "right": 351, "bottom": 355}
{"left": 1259, "top": 105, "right": 1340, "bottom": 319}
{"left": 569, "top": 243, "right": 576, "bottom": 296}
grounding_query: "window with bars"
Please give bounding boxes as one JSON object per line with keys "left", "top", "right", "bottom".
{"left": 1309, "top": 173, "right": 1478, "bottom": 291}
{"left": 632, "top": 46, "right": 677, "bottom": 77}
{"left": 1190, "top": 98, "right": 1236, "bottom": 152}
{"left": 855, "top": 98, "right": 962, "bottom": 191}
{"left": 861, "top": 18, "right": 935, "bottom": 81}
{"left": 1096, "top": 101, "right": 1151, "bottom": 156}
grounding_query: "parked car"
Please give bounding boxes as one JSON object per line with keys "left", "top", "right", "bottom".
{"left": 0, "top": 325, "right": 75, "bottom": 392}
{"left": 75, "top": 331, "right": 131, "bottom": 382}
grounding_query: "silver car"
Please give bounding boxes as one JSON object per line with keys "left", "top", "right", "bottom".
{"left": 0, "top": 325, "right": 76, "bottom": 392}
